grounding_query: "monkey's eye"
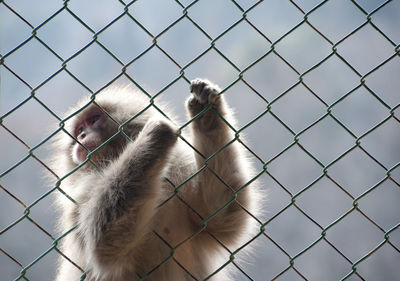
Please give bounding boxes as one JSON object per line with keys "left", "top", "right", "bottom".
{"left": 77, "top": 127, "right": 84, "bottom": 135}
{"left": 92, "top": 114, "right": 101, "bottom": 124}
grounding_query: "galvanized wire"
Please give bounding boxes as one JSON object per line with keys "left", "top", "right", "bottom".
{"left": 1, "top": 0, "right": 399, "bottom": 280}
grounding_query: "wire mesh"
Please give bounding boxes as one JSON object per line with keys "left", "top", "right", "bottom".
{"left": 1, "top": 0, "right": 399, "bottom": 280}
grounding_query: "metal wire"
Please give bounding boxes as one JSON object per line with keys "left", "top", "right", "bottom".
{"left": 1, "top": 0, "right": 399, "bottom": 280}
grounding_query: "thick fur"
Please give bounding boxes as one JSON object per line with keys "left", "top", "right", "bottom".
{"left": 51, "top": 79, "right": 260, "bottom": 281}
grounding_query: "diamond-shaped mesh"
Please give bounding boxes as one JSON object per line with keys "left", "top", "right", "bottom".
{"left": 1, "top": 0, "right": 399, "bottom": 280}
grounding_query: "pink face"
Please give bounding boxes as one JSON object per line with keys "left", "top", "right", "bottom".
{"left": 72, "top": 110, "right": 107, "bottom": 164}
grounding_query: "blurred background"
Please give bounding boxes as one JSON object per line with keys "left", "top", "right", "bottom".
{"left": 1, "top": 0, "right": 399, "bottom": 280}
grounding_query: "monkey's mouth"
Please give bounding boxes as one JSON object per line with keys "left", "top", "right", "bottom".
{"left": 72, "top": 141, "right": 101, "bottom": 165}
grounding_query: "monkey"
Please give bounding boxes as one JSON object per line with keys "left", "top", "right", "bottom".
{"left": 51, "top": 79, "right": 260, "bottom": 281}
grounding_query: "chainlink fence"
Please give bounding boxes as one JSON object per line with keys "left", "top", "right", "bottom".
{"left": 1, "top": 0, "right": 400, "bottom": 280}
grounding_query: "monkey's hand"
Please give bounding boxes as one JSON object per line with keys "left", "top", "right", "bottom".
{"left": 188, "top": 79, "right": 221, "bottom": 109}
{"left": 139, "top": 118, "right": 179, "bottom": 156}
{"left": 187, "top": 79, "right": 224, "bottom": 131}
{"left": 189, "top": 79, "right": 220, "bottom": 105}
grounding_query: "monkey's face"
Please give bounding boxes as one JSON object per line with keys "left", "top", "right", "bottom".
{"left": 69, "top": 106, "right": 122, "bottom": 166}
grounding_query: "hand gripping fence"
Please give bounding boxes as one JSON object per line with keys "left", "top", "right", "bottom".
{"left": 1, "top": 0, "right": 399, "bottom": 280}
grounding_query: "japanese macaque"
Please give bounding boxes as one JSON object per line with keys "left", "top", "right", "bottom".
{"left": 52, "top": 79, "right": 260, "bottom": 281}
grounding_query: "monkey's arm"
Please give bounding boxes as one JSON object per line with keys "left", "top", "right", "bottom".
{"left": 78, "top": 119, "right": 177, "bottom": 267}
{"left": 186, "top": 79, "right": 254, "bottom": 243}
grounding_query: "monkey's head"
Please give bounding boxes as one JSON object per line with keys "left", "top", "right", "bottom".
{"left": 69, "top": 104, "right": 119, "bottom": 165}
{"left": 53, "top": 87, "right": 157, "bottom": 173}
